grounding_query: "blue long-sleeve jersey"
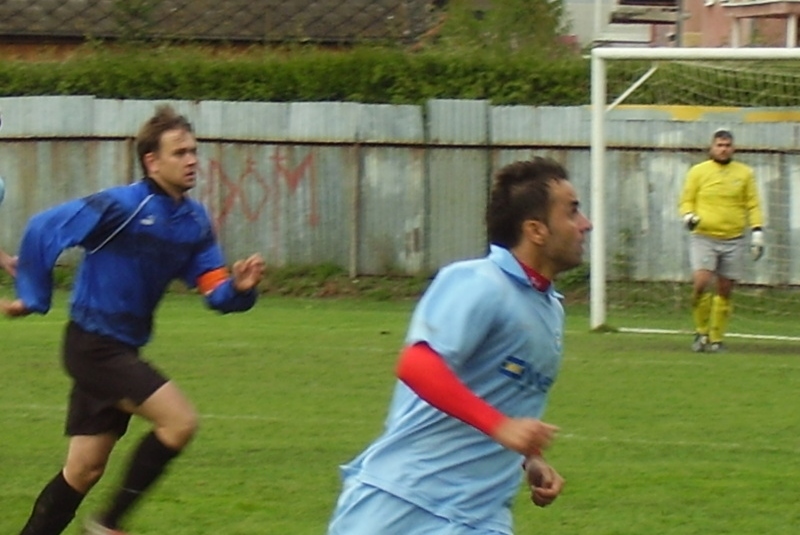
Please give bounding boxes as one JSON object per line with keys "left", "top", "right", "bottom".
{"left": 15, "top": 178, "right": 257, "bottom": 347}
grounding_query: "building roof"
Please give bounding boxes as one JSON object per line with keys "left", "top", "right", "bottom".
{"left": 0, "top": 0, "right": 437, "bottom": 43}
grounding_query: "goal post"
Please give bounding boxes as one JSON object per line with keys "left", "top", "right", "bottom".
{"left": 590, "top": 47, "right": 800, "bottom": 338}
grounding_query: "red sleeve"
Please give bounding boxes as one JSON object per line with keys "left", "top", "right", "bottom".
{"left": 396, "top": 342, "right": 507, "bottom": 436}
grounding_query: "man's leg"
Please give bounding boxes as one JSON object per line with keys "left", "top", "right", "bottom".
{"left": 19, "top": 434, "right": 117, "bottom": 535}
{"left": 95, "top": 382, "right": 198, "bottom": 530}
{"left": 692, "top": 292, "right": 712, "bottom": 334}
{"left": 691, "top": 269, "right": 715, "bottom": 351}
{"left": 709, "top": 276, "right": 734, "bottom": 348}
{"left": 707, "top": 238, "right": 744, "bottom": 352}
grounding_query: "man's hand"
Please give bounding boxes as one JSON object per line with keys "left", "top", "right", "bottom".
{"left": 750, "top": 229, "right": 764, "bottom": 261}
{"left": 682, "top": 213, "right": 700, "bottom": 231}
{"left": 232, "top": 254, "right": 266, "bottom": 292}
{"left": 524, "top": 455, "right": 565, "bottom": 507}
{"left": 491, "top": 417, "right": 558, "bottom": 457}
{"left": 0, "top": 299, "right": 30, "bottom": 318}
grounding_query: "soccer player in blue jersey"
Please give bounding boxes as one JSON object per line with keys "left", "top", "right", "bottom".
{"left": 327, "top": 157, "right": 592, "bottom": 535}
{"left": 1, "top": 105, "right": 265, "bottom": 535}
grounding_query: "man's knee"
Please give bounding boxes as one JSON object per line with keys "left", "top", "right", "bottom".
{"left": 175, "top": 408, "right": 200, "bottom": 444}
{"left": 64, "top": 458, "right": 108, "bottom": 493}
{"left": 159, "top": 408, "right": 199, "bottom": 450}
{"left": 717, "top": 278, "right": 734, "bottom": 297}
{"left": 134, "top": 382, "right": 200, "bottom": 449}
{"left": 64, "top": 434, "right": 117, "bottom": 493}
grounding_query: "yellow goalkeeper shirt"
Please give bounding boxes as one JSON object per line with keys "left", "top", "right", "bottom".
{"left": 678, "top": 159, "right": 763, "bottom": 240}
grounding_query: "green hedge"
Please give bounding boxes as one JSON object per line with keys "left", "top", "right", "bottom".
{"left": 0, "top": 45, "right": 592, "bottom": 105}
{"left": 1, "top": 46, "right": 795, "bottom": 107}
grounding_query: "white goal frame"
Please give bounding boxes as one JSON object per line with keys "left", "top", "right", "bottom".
{"left": 590, "top": 47, "right": 800, "bottom": 332}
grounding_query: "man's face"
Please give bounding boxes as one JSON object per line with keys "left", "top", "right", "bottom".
{"left": 710, "top": 136, "right": 734, "bottom": 164}
{"left": 147, "top": 128, "right": 198, "bottom": 197}
{"left": 541, "top": 180, "right": 592, "bottom": 274}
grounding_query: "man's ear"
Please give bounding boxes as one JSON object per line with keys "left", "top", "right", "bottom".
{"left": 523, "top": 219, "right": 548, "bottom": 246}
{"left": 143, "top": 152, "right": 158, "bottom": 176}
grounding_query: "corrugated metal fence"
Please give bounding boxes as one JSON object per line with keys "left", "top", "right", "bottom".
{"left": 1, "top": 96, "right": 799, "bottom": 284}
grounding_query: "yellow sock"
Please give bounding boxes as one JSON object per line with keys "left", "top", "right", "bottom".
{"left": 692, "top": 292, "right": 712, "bottom": 335}
{"left": 709, "top": 295, "right": 731, "bottom": 344}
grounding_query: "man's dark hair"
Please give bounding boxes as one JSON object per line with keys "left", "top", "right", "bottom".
{"left": 136, "top": 105, "right": 194, "bottom": 175}
{"left": 713, "top": 128, "right": 733, "bottom": 141}
{"left": 486, "top": 157, "right": 569, "bottom": 248}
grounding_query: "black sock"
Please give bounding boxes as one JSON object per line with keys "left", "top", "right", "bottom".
{"left": 100, "top": 431, "right": 180, "bottom": 529}
{"left": 19, "top": 471, "right": 85, "bottom": 535}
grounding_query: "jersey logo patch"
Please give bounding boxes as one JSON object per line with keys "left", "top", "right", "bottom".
{"left": 140, "top": 215, "right": 156, "bottom": 226}
{"left": 499, "top": 356, "right": 527, "bottom": 380}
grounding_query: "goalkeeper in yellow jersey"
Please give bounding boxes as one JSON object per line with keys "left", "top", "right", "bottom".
{"left": 678, "top": 128, "right": 764, "bottom": 353}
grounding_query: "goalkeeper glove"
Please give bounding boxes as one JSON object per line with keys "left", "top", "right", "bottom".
{"left": 750, "top": 228, "right": 764, "bottom": 261}
{"left": 682, "top": 213, "right": 700, "bottom": 231}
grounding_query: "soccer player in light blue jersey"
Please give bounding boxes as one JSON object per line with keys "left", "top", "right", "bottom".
{"left": 327, "top": 157, "right": 592, "bottom": 535}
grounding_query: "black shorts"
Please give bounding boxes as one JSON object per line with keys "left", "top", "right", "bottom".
{"left": 62, "top": 321, "right": 168, "bottom": 437}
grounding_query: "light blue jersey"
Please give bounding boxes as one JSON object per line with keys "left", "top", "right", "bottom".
{"left": 331, "top": 245, "right": 564, "bottom": 534}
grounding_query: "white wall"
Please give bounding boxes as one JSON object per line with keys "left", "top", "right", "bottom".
{"left": 563, "top": 0, "right": 651, "bottom": 46}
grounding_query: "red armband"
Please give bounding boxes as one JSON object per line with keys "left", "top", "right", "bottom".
{"left": 396, "top": 343, "right": 507, "bottom": 436}
{"left": 197, "top": 267, "right": 230, "bottom": 295}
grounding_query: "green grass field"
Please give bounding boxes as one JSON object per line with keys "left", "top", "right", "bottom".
{"left": 2, "top": 290, "right": 799, "bottom": 534}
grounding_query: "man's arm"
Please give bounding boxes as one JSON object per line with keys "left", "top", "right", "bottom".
{"left": 678, "top": 167, "right": 701, "bottom": 230}
{"left": 182, "top": 202, "right": 264, "bottom": 314}
{"left": 196, "top": 253, "right": 265, "bottom": 313}
{"left": 745, "top": 171, "right": 764, "bottom": 229}
{"left": 396, "top": 342, "right": 557, "bottom": 456}
{"left": 745, "top": 170, "right": 765, "bottom": 261}
{"left": 14, "top": 197, "right": 111, "bottom": 314}
{"left": 3, "top": 192, "right": 125, "bottom": 317}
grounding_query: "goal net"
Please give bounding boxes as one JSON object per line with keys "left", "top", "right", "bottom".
{"left": 590, "top": 47, "right": 800, "bottom": 343}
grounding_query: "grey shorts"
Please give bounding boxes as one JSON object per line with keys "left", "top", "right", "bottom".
{"left": 689, "top": 234, "right": 745, "bottom": 281}
{"left": 62, "top": 321, "right": 168, "bottom": 437}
